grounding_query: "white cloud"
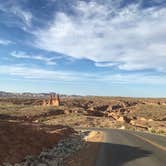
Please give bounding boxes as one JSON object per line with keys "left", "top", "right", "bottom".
{"left": 11, "top": 51, "right": 57, "bottom": 65}
{"left": 0, "top": 64, "right": 166, "bottom": 85}
{"left": 0, "top": 39, "right": 13, "bottom": 45}
{"left": 0, "top": 65, "right": 77, "bottom": 81}
{"left": 11, "top": 6, "right": 32, "bottom": 26}
{"left": 0, "top": 3, "right": 32, "bottom": 27}
{"left": 101, "top": 73, "right": 166, "bottom": 85}
{"left": 95, "top": 62, "right": 118, "bottom": 67}
{"left": 34, "top": 1, "right": 166, "bottom": 72}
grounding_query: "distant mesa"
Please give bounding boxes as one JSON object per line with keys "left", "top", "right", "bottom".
{"left": 43, "top": 94, "right": 60, "bottom": 107}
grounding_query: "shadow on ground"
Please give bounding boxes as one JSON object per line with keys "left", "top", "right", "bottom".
{"left": 0, "top": 109, "right": 64, "bottom": 122}
{"left": 66, "top": 139, "right": 152, "bottom": 166}
{"left": 94, "top": 142, "right": 152, "bottom": 166}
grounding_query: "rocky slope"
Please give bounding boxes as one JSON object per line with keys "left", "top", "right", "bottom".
{"left": 0, "top": 121, "right": 74, "bottom": 165}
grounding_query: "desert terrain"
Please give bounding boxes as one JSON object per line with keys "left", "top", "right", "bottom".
{"left": 0, "top": 94, "right": 166, "bottom": 165}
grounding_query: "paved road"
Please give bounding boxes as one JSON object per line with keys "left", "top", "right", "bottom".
{"left": 95, "top": 129, "right": 166, "bottom": 166}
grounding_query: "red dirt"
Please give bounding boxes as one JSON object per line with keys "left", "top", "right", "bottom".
{"left": 0, "top": 121, "right": 74, "bottom": 164}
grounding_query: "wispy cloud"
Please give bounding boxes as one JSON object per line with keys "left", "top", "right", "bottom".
{"left": 101, "top": 73, "right": 166, "bottom": 85}
{"left": 0, "top": 2, "right": 32, "bottom": 28}
{"left": 0, "top": 65, "right": 75, "bottom": 81}
{"left": 10, "top": 6, "right": 32, "bottom": 26}
{"left": 95, "top": 62, "right": 118, "bottom": 67}
{"left": 0, "top": 39, "right": 13, "bottom": 45}
{"left": 0, "top": 64, "right": 166, "bottom": 85}
{"left": 34, "top": 1, "right": 166, "bottom": 72}
{"left": 11, "top": 51, "right": 57, "bottom": 65}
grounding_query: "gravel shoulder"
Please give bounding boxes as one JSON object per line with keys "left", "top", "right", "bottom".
{"left": 65, "top": 131, "right": 104, "bottom": 166}
{"left": 1, "top": 124, "right": 102, "bottom": 166}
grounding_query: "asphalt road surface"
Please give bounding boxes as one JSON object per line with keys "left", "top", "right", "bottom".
{"left": 95, "top": 129, "right": 166, "bottom": 166}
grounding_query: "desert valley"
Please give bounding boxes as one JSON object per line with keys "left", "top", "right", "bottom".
{"left": 1, "top": 0, "right": 166, "bottom": 165}
{"left": 0, "top": 92, "right": 166, "bottom": 165}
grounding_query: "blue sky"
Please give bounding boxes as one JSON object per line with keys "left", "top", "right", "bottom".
{"left": 0, "top": 0, "right": 166, "bottom": 97}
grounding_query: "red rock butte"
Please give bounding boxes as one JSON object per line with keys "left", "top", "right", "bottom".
{"left": 43, "top": 94, "right": 60, "bottom": 107}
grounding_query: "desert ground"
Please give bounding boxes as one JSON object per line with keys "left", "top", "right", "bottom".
{"left": 0, "top": 96, "right": 166, "bottom": 165}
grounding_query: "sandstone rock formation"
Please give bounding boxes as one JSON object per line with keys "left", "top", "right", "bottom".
{"left": 112, "top": 104, "right": 122, "bottom": 110}
{"left": 117, "top": 116, "right": 131, "bottom": 123}
{"left": 42, "top": 100, "right": 47, "bottom": 106}
{"left": 43, "top": 94, "right": 60, "bottom": 107}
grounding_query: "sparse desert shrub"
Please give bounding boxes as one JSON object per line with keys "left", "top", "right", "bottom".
{"left": 148, "top": 127, "right": 156, "bottom": 133}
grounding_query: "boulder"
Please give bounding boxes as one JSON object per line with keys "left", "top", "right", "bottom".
{"left": 124, "top": 101, "right": 138, "bottom": 107}
{"left": 107, "top": 112, "right": 119, "bottom": 120}
{"left": 112, "top": 104, "right": 123, "bottom": 110}
{"left": 86, "top": 110, "right": 104, "bottom": 117}
{"left": 139, "top": 117, "right": 147, "bottom": 121}
{"left": 95, "top": 105, "right": 109, "bottom": 112}
{"left": 119, "top": 126, "right": 126, "bottom": 130}
{"left": 64, "top": 110, "right": 70, "bottom": 114}
{"left": 119, "top": 108, "right": 127, "bottom": 113}
{"left": 117, "top": 116, "right": 131, "bottom": 123}
{"left": 106, "top": 105, "right": 113, "bottom": 112}
{"left": 148, "top": 119, "right": 154, "bottom": 122}
{"left": 117, "top": 116, "right": 125, "bottom": 122}
{"left": 130, "top": 120, "right": 136, "bottom": 125}
{"left": 160, "top": 117, "right": 166, "bottom": 121}
{"left": 87, "top": 107, "right": 94, "bottom": 111}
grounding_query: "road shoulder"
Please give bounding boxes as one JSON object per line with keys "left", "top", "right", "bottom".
{"left": 65, "top": 131, "right": 104, "bottom": 166}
